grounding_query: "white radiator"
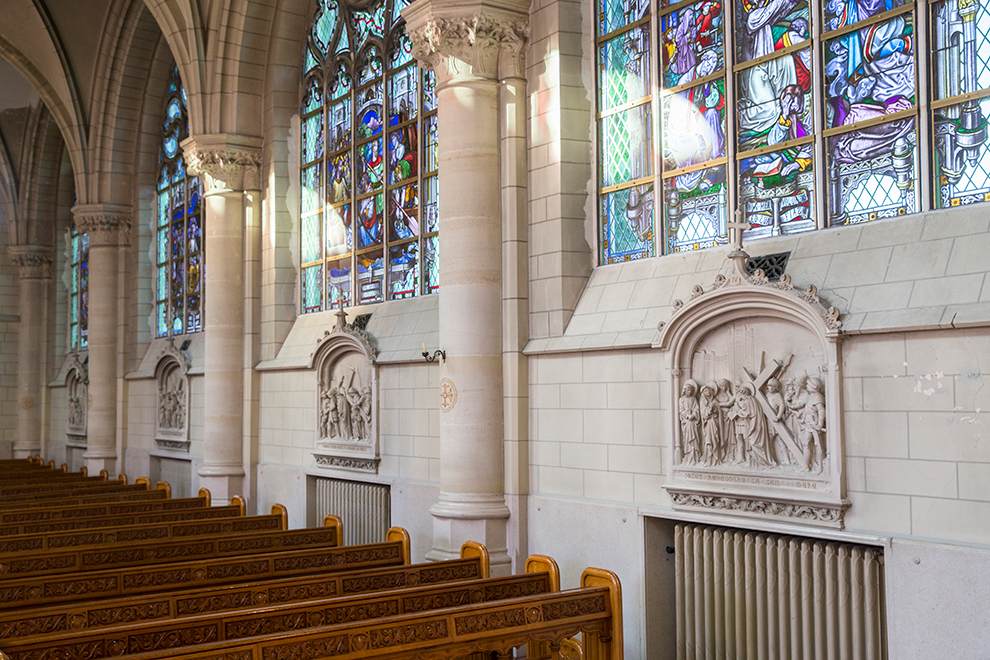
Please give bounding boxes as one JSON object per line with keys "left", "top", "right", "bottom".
{"left": 313, "top": 477, "right": 390, "bottom": 545}
{"left": 674, "top": 524, "right": 885, "bottom": 660}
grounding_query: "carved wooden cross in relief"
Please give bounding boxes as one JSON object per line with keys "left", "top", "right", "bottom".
{"left": 726, "top": 208, "right": 752, "bottom": 252}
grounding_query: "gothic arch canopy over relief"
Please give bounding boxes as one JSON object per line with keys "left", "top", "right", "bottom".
{"left": 311, "top": 310, "right": 380, "bottom": 473}
{"left": 654, "top": 261, "right": 848, "bottom": 527}
{"left": 154, "top": 340, "right": 190, "bottom": 451}
{"left": 66, "top": 354, "right": 88, "bottom": 445}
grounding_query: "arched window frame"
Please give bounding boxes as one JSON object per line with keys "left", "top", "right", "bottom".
{"left": 155, "top": 65, "right": 203, "bottom": 337}
{"left": 300, "top": 0, "right": 439, "bottom": 313}
{"left": 594, "top": 0, "right": 990, "bottom": 264}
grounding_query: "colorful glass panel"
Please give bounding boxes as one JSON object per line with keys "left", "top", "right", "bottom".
{"left": 827, "top": 118, "right": 918, "bottom": 224}
{"left": 660, "top": 0, "right": 724, "bottom": 89}
{"left": 68, "top": 229, "right": 89, "bottom": 351}
{"left": 824, "top": 15, "right": 915, "bottom": 130}
{"left": 423, "top": 175, "right": 439, "bottom": 234}
{"left": 660, "top": 79, "right": 726, "bottom": 172}
{"left": 735, "top": 0, "right": 809, "bottom": 63}
{"left": 934, "top": 97, "right": 990, "bottom": 208}
{"left": 301, "top": 0, "right": 436, "bottom": 312}
{"left": 599, "top": 26, "right": 652, "bottom": 112}
{"left": 313, "top": 2, "right": 338, "bottom": 53}
{"left": 739, "top": 148, "right": 815, "bottom": 237}
{"left": 423, "top": 235, "right": 439, "bottom": 294}
{"left": 599, "top": 0, "right": 649, "bottom": 36}
{"left": 824, "top": 0, "right": 909, "bottom": 32}
{"left": 601, "top": 183, "right": 655, "bottom": 263}
{"left": 736, "top": 51, "right": 813, "bottom": 152}
{"left": 602, "top": 104, "right": 654, "bottom": 186}
{"left": 663, "top": 164, "right": 728, "bottom": 252}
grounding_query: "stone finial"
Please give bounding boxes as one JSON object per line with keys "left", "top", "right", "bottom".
{"left": 403, "top": 2, "right": 530, "bottom": 84}
{"left": 180, "top": 134, "right": 263, "bottom": 192}
{"left": 71, "top": 204, "right": 133, "bottom": 248}
{"left": 8, "top": 245, "right": 53, "bottom": 279}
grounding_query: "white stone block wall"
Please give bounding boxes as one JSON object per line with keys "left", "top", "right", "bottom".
{"left": 0, "top": 253, "right": 20, "bottom": 458}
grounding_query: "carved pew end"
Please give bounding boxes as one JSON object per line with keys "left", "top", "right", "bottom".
{"left": 79, "top": 466, "right": 87, "bottom": 477}
{"left": 135, "top": 476, "right": 150, "bottom": 489}
{"left": 198, "top": 488, "right": 211, "bottom": 507}
{"left": 99, "top": 469, "right": 108, "bottom": 480}
{"left": 525, "top": 554, "right": 561, "bottom": 658}
{"left": 581, "top": 568, "right": 623, "bottom": 660}
{"left": 322, "top": 513, "right": 342, "bottom": 540}
{"left": 386, "top": 527, "right": 411, "bottom": 564}
{"left": 60, "top": 463, "right": 68, "bottom": 473}
{"left": 155, "top": 481, "right": 172, "bottom": 498}
{"left": 272, "top": 503, "right": 289, "bottom": 530}
{"left": 461, "top": 541, "right": 490, "bottom": 579}
{"left": 231, "top": 495, "right": 246, "bottom": 516}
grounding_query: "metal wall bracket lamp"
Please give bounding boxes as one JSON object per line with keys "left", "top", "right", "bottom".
{"left": 421, "top": 342, "right": 446, "bottom": 363}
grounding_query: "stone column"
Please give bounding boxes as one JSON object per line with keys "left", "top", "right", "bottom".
{"left": 181, "top": 134, "right": 262, "bottom": 504}
{"left": 72, "top": 205, "right": 131, "bottom": 475}
{"left": 9, "top": 246, "right": 52, "bottom": 459}
{"left": 404, "top": 0, "right": 529, "bottom": 575}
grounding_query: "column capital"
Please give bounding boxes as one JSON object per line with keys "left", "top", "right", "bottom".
{"left": 8, "top": 245, "right": 53, "bottom": 279}
{"left": 181, "top": 134, "right": 263, "bottom": 193}
{"left": 72, "top": 204, "right": 133, "bottom": 248}
{"left": 402, "top": 0, "right": 530, "bottom": 84}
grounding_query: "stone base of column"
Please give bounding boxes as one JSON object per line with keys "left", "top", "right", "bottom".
{"left": 197, "top": 465, "right": 246, "bottom": 506}
{"left": 13, "top": 444, "right": 41, "bottom": 460}
{"left": 426, "top": 493, "right": 512, "bottom": 576}
{"left": 83, "top": 450, "right": 118, "bottom": 477}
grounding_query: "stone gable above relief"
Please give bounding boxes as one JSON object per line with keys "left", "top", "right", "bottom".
{"left": 654, "top": 254, "right": 848, "bottom": 527}
{"left": 311, "top": 310, "right": 380, "bottom": 474}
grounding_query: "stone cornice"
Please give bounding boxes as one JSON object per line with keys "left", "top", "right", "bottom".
{"left": 71, "top": 204, "right": 133, "bottom": 248}
{"left": 181, "top": 134, "right": 263, "bottom": 192}
{"left": 404, "top": 1, "right": 530, "bottom": 83}
{"left": 8, "top": 245, "right": 53, "bottom": 279}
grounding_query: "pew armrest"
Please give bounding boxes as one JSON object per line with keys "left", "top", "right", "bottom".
{"left": 461, "top": 542, "right": 490, "bottom": 579}
{"left": 271, "top": 503, "right": 289, "bottom": 530}
{"left": 198, "top": 488, "right": 211, "bottom": 507}
{"left": 525, "top": 554, "right": 560, "bottom": 591}
{"left": 322, "top": 514, "right": 342, "bottom": 542}
{"left": 386, "top": 527, "right": 411, "bottom": 564}
{"left": 231, "top": 495, "right": 246, "bottom": 516}
{"left": 155, "top": 481, "right": 172, "bottom": 498}
{"left": 135, "top": 477, "right": 151, "bottom": 489}
{"left": 581, "top": 567, "right": 623, "bottom": 660}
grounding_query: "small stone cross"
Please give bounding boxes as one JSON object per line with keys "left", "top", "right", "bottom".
{"left": 726, "top": 208, "right": 752, "bottom": 252}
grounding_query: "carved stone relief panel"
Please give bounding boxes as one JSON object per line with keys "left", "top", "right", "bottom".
{"left": 312, "top": 310, "right": 380, "bottom": 473}
{"left": 155, "top": 341, "right": 190, "bottom": 451}
{"left": 655, "top": 262, "right": 848, "bottom": 527}
{"left": 66, "top": 354, "right": 88, "bottom": 445}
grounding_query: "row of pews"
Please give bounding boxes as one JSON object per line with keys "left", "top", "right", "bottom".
{"left": 0, "top": 456, "right": 623, "bottom": 660}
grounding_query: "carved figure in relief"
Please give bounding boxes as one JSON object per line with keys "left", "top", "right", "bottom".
{"left": 335, "top": 374, "right": 352, "bottom": 439}
{"left": 319, "top": 389, "right": 340, "bottom": 439}
{"left": 320, "top": 367, "right": 373, "bottom": 442}
{"left": 797, "top": 377, "right": 826, "bottom": 471}
{"left": 715, "top": 379, "right": 734, "bottom": 457}
{"left": 764, "top": 378, "right": 794, "bottom": 465}
{"left": 735, "top": 382, "right": 775, "bottom": 467}
{"left": 68, "top": 391, "right": 86, "bottom": 429}
{"left": 678, "top": 380, "right": 703, "bottom": 464}
{"left": 157, "top": 373, "right": 186, "bottom": 431}
{"left": 699, "top": 381, "right": 722, "bottom": 466}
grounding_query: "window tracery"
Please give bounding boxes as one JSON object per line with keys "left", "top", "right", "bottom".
{"left": 595, "top": 0, "right": 990, "bottom": 262}
{"left": 155, "top": 65, "right": 202, "bottom": 336}
{"left": 300, "top": 0, "right": 438, "bottom": 313}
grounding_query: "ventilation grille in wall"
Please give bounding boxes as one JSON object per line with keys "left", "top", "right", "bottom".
{"left": 312, "top": 477, "right": 390, "bottom": 546}
{"left": 745, "top": 252, "right": 791, "bottom": 281}
{"left": 674, "top": 523, "right": 885, "bottom": 660}
{"left": 151, "top": 456, "right": 192, "bottom": 499}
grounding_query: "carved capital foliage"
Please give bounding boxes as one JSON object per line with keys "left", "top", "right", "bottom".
{"left": 407, "top": 11, "right": 530, "bottom": 83}
{"left": 181, "top": 135, "right": 263, "bottom": 192}
{"left": 72, "top": 205, "right": 133, "bottom": 248}
{"left": 9, "top": 246, "right": 53, "bottom": 279}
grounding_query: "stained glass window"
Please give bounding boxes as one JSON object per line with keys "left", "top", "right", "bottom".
{"left": 594, "top": 0, "right": 990, "bottom": 260}
{"left": 68, "top": 229, "right": 88, "bottom": 351}
{"left": 155, "top": 65, "right": 202, "bottom": 337}
{"left": 300, "top": 0, "right": 437, "bottom": 312}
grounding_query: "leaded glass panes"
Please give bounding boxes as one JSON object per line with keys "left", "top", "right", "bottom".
{"left": 301, "top": 0, "right": 437, "bottom": 312}
{"left": 932, "top": 0, "right": 990, "bottom": 208}
{"left": 68, "top": 229, "right": 89, "bottom": 351}
{"left": 156, "top": 65, "right": 202, "bottom": 337}
{"left": 593, "top": 0, "right": 990, "bottom": 260}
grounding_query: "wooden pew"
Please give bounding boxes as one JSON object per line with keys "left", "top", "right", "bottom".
{"left": 0, "top": 470, "right": 95, "bottom": 486}
{"left": 0, "top": 528, "right": 411, "bottom": 610}
{"left": 0, "top": 520, "right": 340, "bottom": 579}
{"left": 0, "top": 486, "right": 195, "bottom": 525}
{"left": 0, "top": 554, "right": 561, "bottom": 660}
{"left": 0, "top": 477, "right": 139, "bottom": 499}
{"left": 0, "top": 498, "right": 245, "bottom": 537}
{"left": 24, "top": 568, "right": 624, "bottom": 660}
{"left": 0, "top": 504, "right": 288, "bottom": 553}
{"left": 0, "top": 542, "right": 487, "bottom": 640}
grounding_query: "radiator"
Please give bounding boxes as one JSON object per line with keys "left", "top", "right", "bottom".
{"left": 674, "top": 524, "right": 885, "bottom": 660}
{"left": 313, "top": 477, "right": 390, "bottom": 545}
{"left": 151, "top": 457, "right": 192, "bottom": 499}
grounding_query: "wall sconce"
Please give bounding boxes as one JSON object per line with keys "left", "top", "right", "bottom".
{"left": 422, "top": 342, "right": 446, "bottom": 363}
